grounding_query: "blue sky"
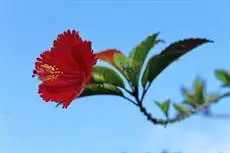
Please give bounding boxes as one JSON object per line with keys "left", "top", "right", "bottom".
{"left": 1, "top": 0, "right": 230, "bottom": 153}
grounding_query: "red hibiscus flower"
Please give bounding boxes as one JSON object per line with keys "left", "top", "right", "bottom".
{"left": 33, "top": 30, "right": 97, "bottom": 108}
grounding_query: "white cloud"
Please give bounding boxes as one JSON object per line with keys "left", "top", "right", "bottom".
{"left": 138, "top": 119, "right": 230, "bottom": 153}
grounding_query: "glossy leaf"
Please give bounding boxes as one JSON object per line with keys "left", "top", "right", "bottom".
{"left": 79, "top": 83, "right": 123, "bottom": 97}
{"left": 128, "top": 33, "right": 163, "bottom": 86}
{"left": 56, "top": 83, "right": 123, "bottom": 107}
{"left": 113, "top": 53, "right": 130, "bottom": 78}
{"left": 92, "top": 66, "right": 125, "bottom": 88}
{"left": 129, "top": 33, "right": 161, "bottom": 66}
{"left": 155, "top": 99, "right": 170, "bottom": 118}
{"left": 142, "top": 38, "right": 213, "bottom": 87}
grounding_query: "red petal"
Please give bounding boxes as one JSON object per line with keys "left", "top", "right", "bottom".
{"left": 33, "top": 51, "right": 82, "bottom": 81}
{"left": 53, "top": 30, "right": 82, "bottom": 54}
{"left": 71, "top": 40, "right": 97, "bottom": 76}
{"left": 38, "top": 79, "right": 85, "bottom": 108}
{"left": 50, "top": 30, "right": 83, "bottom": 71}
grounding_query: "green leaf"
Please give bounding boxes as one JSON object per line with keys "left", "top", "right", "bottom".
{"left": 79, "top": 83, "right": 123, "bottom": 98}
{"left": 142, "top": 38, "right": 213, "bottom": 87}
{"left": 56, "top": 83, "right": 123, "bottom": 107}
{"left": 129, "top": 33, "right": 162, "bottom": 66}
{"left": 128, "top": 33, "right": 163, "bottom": 87}
{"left": 193, "top": 77, "right": 205, "bottom": 104}
{"left": 181, "top": 87, "right": 192, "bottom": 100}
{"left": 215, "top": 69, "right": 228, "bottom": 83}
{"left": 113, "top": 53, "right": 130, "bottom": 79}
{"left": 173, "top": 104, "right": 190, "bottom": 115}
{"left": 95, "top": 49, "right": 123, "bottom": 68}
{"left": 180, "top": 77, "right": 206, "bottom": 108}
{"left": 181, "top": 87, "right": 198, "bottom": 108}
{"left": 95, "top": 49, "right": 129, "bottom": 79}
{"left": 92, "top": 66, "right": 125, "bottom": 88}
{"left": 215, "top": 69, "right": 230, "bottom": 86}
{"left": 155, "top": 100, "right": 170, "bottom": 118}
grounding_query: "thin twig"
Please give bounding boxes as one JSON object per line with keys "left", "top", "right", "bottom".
{"left": 121, "top": 95, "right": 138, "bottom": 106}
{"left": 128, "top": 80, "right": 135, "bottom": 91}
{"left": 137, "top": 91, "right": 230, "bottom": 125}
{"left": 121, "top": 87, "right": 133, "bottom": 96}
{"left": 140, "top": 82, "right": 151, "bottom": 102}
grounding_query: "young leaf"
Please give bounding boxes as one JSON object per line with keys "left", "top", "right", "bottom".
{"left": 155, "top": 100, "right": 170, "bottom": 118}
{"left": 142, "top": 38, "right": 213, "bottom": 87}
{"left": 181, "top": 78, "right": 206, "bottom": 108}
{"left": 181, "top": 86, "right": 192, "bottom": 100}
{"left": 128, "top": 33, "right": 163, "bottom": 87}
{"left": 215, "top": 69, "right": 230, "bottom": 86}
{"left": 193, "top": 77, "right": 205, "bottom": 104}
{"left": 79, "top": 83, "right": 123, "bottom": 97}
{"left": 96, "top": 49, "right": 131, "bottom": 80}
{"left": 173, "top": 103, "right": 190, "bottom": 115}
{"left": 95, "top": 49, "right": 122, "bottom": 64}
{"left": 95, "top": 49, "right": 125, "bottom": 70}
{"left": 181, "top": 87, "right": 198, "bottom": 108}
{"left": 92, "top": 66, "right": 125, "bottom": 88}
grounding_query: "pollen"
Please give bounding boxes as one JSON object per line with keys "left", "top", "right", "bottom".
{"left": 35, "top": 63, "right": 63, "bottom": 82}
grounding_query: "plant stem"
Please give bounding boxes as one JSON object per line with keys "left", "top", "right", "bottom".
{"left": 121, "top": 95, "right": 138, "bottom": 106}
{"left": 140, "top": 82, "right": 151, "bottom": 102}
{"left": 120, "top": 87, "right": 133, "bottom": 96}
{"left": 136, "top": 91, "right": 230, "bottom": 125}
